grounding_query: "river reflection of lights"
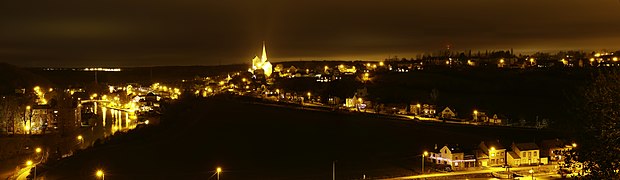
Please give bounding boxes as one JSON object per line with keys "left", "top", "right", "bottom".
{"left": 101, "top": 106, "right": 138, "bottom": 135}
{"left": 101, "top": 107, "right": 107, "bottom": 126}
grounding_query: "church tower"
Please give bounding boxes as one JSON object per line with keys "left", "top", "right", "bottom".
{"left": 250, "top": 41, "right": 272, "bottom": 77}
{"left": 261, "top": 41, "right": 268, "bottom": 63}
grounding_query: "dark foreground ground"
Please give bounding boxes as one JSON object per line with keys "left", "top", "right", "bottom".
{"left": 40, "top": 95, "right": 567, "bottom": 180}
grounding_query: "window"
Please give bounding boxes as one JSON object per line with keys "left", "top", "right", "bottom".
{"left": 528, "top": 152, "right": 532, "bottom": 157}
{"left": 523, "top": 152, "right": 526, "bottom": 157}
{"left": 534, "top": 151, "right": 537, "bottom": 157}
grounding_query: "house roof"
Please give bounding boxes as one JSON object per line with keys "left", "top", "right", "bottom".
{"left": 433, "top": 144, "right": 474, "bottom": 154}
{"left": 514, "top": 142, "right": 539, "bottom": 151}
{"left": 482, "top": 140, "right": 505, "bottom": 150}
{"left": 508, "top": 151, "right": 520, "bottom": 159}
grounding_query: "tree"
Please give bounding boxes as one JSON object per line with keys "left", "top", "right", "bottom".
{"left": 570, "top": 70, "right": 620, "bottom": 179}
{"left": 430, "top": 88, "right": 439, "bottom": 104}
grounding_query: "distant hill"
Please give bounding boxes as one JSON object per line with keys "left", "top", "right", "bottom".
{"left": 25, "top": 64, "right": 248, "bottom": 86}
{"left": 0, "top": 63, "right": 53, "bottom": 95}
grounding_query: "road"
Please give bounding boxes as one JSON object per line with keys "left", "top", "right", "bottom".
{"left": 14, "top": 167, "right": 31, "bottom": 180}
{"left": 384, "top": 165, "right": 558, "bottom": 180}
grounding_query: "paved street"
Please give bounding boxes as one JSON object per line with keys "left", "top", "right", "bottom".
{"left": 385, "top": 165, "right": 558, "bottom": 180}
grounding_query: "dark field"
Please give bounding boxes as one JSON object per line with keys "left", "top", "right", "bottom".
{"left": 41, "top": 96, "right": 566, "bottom": 180}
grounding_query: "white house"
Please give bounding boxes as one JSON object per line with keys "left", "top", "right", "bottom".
{"left": 441, "top": 107, "right": 456, "bottom": 119}
{"left": 508, "top": 142, "right": 545, "bottom": 166}
{"left": 428, "top": 145, "right": 477, "bottom": 170}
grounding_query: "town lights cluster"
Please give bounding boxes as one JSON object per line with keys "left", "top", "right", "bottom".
{"left": 33, "top": 86, "right": 48, "bottom": 105}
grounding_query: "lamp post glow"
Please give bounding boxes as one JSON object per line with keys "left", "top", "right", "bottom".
{"left": 25, "top": 106, "right": 31, "bottom": 135}
{"left": 26, "top": 160, "right": 36, "bottom": 180}
{"left": 216, "top": 167, "right": 222, "bottom": 180}
{"left": 473, "top": 110, "right": 478, "bottom": 121}
{"left": 572, "top": 143, "right": 577, "bottom": 148}
{"left": 35, "top": 147, "right": 42, "bottom": 153}
{"left": 77, "top": 135, "right": 84, "bottom": 148}
{"left": 422, "top": 151, "right": 428, "bottom": 174}
{"left": 96, "top": 170, "right": 105, "bottom": 180}
{"left": 529, "top": 169, "right": 534, "bottom": 179}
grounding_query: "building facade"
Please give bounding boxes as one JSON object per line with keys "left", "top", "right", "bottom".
{"left": 429, "top": 145, "right": 476, "bottom": 170}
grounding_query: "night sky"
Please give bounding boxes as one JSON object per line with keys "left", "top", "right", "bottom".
{"left": 1, "top": 0, "right": 620, "bottom": 67}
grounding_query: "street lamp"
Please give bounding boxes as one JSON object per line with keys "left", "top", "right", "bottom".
{"left": 216, "top": 167, "right": 222, "bottom": 180}
{"left": 26, "top": 160, "right": 36, "bottom": 180}
{"left": 96, "top": 170, "right": 105, "bottom": 180}
{"left": 572, "top": 143, "right": 577, "bottom": 148}
{"left": 422, "top": 151, "right": 428, "bottom": 174}
{"left": 473, "top": 110, "right": 478, "bottom": 121}
{"left": 529, "top": 169, "right": 534, "bottom": 179}
{"left": 24, "top": 106, "right": 31, "bottom": 135}
{"left": 35, "top": 147, "right": 42, "bottom": 153}
{"left": 77, "top": 135, "right": 84, "bottom": 148}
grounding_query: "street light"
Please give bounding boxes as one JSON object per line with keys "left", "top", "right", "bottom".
{"left": 35, "top": 147, "right": 42, "bottom": 153}
{"left": 77, "top": 135, "right": 84, "bottom": 147}
{"left": 422, "top": 151, "right": 429, "bottom": 174}
{"left": 473, "top": 110, "right": 479, "bottom": 121}
{"left": 529, "top": 169, "right": 534, "bottom": 179}
{"left": 26, "top": 160, "right": 36, "bottom": 180}
{"left": 25, "top": 106, "right": 31, "bottom": 135}
{"left": 96, "top": 170, "right": 105, "bottom": 180}
{"left": 572, "top": 143, "right": 577, "bottom": 148}
{"left": 216, "top": 167, "right": 222, "bottom": 180}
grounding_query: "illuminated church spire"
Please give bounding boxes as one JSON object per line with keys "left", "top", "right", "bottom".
{"left": 250, "top": 41, "right": 273, "bottom": 77}
{"left": 261, "top": 41, "right": 267, "bottom": 63}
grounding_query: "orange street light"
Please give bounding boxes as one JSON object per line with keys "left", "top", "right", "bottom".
{"left": 35, "top": 147, "right": 42, "bottom": 153}
{"left": 422, "top": 151, "right": 429, "bottom": 174}
{"left": 96, "top": 170, "right": 105, "bottom": 180}
{"left": 216, "top": 167, "right": 222, "bottom": 180}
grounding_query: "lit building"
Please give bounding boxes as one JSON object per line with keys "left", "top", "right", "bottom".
{"left": 507, "top": 142, "right": 546, "bottom": 166}
{"left": 477, "top": 140, "right": 506, "bottom": 167}
{"left": 250, "top": 42, "right": 273, "bottom": 77}
{"left": 440, "top": 107, "right": 456, "bottom": 119}
{"left": 428, "top": 144, "right": 477, "bottom": 170}
{"left": 540, "top": 139, "right": 574, "bottom": 162}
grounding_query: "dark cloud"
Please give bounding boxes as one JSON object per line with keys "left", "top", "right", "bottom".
{"left": 1, "top": 0, "right": 620, "bottom": 67}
